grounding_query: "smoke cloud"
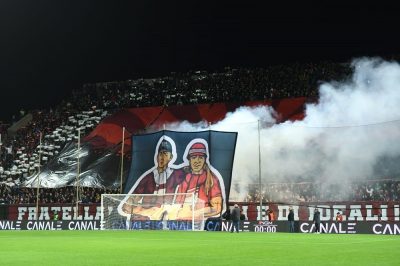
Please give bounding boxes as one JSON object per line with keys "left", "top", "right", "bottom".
{"left": 166, "top": 58, "right": 400, "bottom": 200}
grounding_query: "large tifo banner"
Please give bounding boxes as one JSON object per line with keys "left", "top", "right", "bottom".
{"left": 123, "top": 130, "right": 237, "bottom": 219}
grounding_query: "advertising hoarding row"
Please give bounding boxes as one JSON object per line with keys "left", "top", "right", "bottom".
{"left": 1, "top": 219, "right": 399, "bottom": 235}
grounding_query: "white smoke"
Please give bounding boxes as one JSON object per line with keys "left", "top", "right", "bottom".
{"left": 166, "top": 58, "right": 400, "bottom": 200}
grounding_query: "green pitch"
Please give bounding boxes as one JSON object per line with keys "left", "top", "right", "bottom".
{"left": 0, "top": 231, "right": 399, "bottom": 266}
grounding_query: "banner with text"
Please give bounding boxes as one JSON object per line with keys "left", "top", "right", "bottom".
{"left": 207, "top": 220, "right": 400, "bottom": 235}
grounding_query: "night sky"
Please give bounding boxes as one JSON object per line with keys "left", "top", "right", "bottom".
{"left": 0, "top": 1, "right": 399, "bottom": 123}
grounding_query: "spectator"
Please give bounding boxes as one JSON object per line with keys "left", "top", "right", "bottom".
{"left": 313, "top": 207, "right": 321, "bottom": 234}
{"left": 230, "top": 204, "right": 240, "bottom": 233}
{"left": 267, "top": 209, "right": 275, "bottom": 222}
{"left": 288, "top": 206, "right": 295, "bottom": 232}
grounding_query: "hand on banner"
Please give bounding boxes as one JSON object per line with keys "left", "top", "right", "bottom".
{"left": 122, "top": 203, "right": 137, "bottom": 215}
{"left": 175, "top": 205, "right": 191, "bottom": 220}
{"left": 175, "top": 205, "right": 203, "bottom": 221}
{"left": 121, "top": 196, "right": 145, "bottom": 215}
{"left": 136, "top": 206, "right": 164, "bottom": 220}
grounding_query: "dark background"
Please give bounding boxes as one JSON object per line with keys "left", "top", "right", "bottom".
{"left": 1, "top": 1, "right": 399, "bottom": 123}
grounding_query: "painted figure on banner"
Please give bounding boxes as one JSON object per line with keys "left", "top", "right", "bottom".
{"left": 119, "top": 136, "right": 184, "bottom": 219}
{"left": 173, "top": 139, "right": 225, "bottom": 220}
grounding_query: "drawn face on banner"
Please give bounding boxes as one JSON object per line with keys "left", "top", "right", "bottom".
{"left": 124, "top": 136, "right": 178, "bottom": 196}
{"left": 185, "top": 141, "right": 208, "bottom": 174}
{"left": 157, "top": 151, "right": 172, "bottom": 170}
{"left": 156, "top": 140, "right": 174, "bottom": 171}
{"left": 152, "top": 137, "right": 177, "bottom": 170}
{"left": 189, "top": 155, "right": 206, "bottom": 174}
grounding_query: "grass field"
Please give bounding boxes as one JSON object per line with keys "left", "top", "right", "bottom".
{"left": 0, "top": 231, "right": 399, "bottom": 266}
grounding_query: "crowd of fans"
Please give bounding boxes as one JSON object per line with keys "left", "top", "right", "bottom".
{"left": 0, "top": 106, "right": 107, "bottom": 186}
{"left": 1, "top": 61, "right": 352, "bottom": 184}
{"left": 0, "top": 184, "right": 118, "bottom": 204}
{"left": 1, "top": 179, "right": 399, "bottom": 205}
{"left": 243, "top": 179, "right": 400, "bottom": 203}
{"left": 1, "top": 59, "right": 399, "bottom": 206}
{"left": 80, "top": 62, "right": 351, "bottom": 110}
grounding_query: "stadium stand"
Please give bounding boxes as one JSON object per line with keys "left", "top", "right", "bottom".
{"left": 0, "top": 184, "right": 117, "bottom": 204}
{"left": 1, "top": 60, "right": 398, "bottom": 205}
{"left": 244, "top": 179, "right": 400, "bottom": 203}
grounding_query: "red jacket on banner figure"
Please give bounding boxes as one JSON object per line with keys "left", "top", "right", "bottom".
{"left": 132, "top": 139, "right": 180, "bottom": 195}
{"left": 119, "top": 137, "right": 183, "bottom": 219}
{"left": 174, "top": 141, "right": 224, "bottom": 219}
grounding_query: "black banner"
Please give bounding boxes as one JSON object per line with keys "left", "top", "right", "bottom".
{"left": 123, "top": 130, "right": 237, "bottom": 219}
{"left": 1, "top": 219, "right": 399, "bottom": 233}
{"left": 299, "top": 221, "right": 400, "bottom": 235}
{"left": 0, "top": 220, "right": 101, "bottom": 230}
{"left": 214, "top": 221, "right": 281, "bottom": 233}
{"left": 210, "top": 220, "right": 400, "bottom": 235}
